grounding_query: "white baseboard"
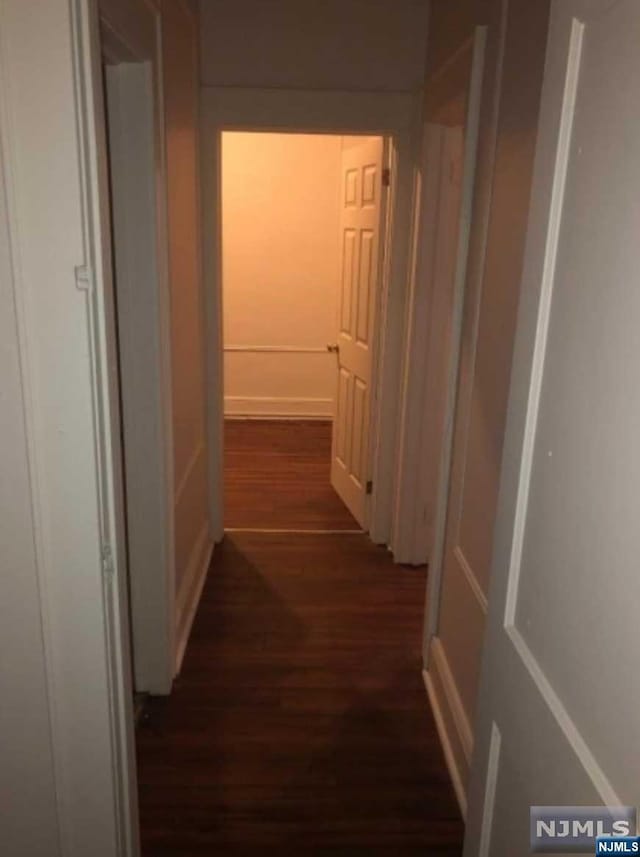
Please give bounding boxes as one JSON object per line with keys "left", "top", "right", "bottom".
{"left": 423, "top": 636, "right": 474, "bottom": 820}
{"left": 175, "top": 523, "right": 214, "bottom": 675}
{"left": 224, "top": 395, "right": 333, "bottom": 419}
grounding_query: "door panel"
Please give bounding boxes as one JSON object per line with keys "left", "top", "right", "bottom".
{"left": 466, "top": 1, "right": 640, "bottom": 853}
{"left": 425, "top": 0, "right": 550, "bottom": 810}
{"left": 331, "top": 136, "right": 384, "bottom": 526}
{"left": 340, "top": 230, "right": 356, "bottom": 333}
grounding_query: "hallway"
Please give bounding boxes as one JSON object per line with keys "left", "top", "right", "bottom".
{"left": 136, "top": 422, "right": 463, "bottom": 854}
{"left": 136, "top": 532, "right": 463, "bottom": 854}
{"left": 10, "top": 2, "right": 636, "bottom": 852}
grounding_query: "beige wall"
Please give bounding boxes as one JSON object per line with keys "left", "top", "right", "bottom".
{"left": 0, "top": 123, "right": 60, "bottom": 857}
{"left": 198, "top": 0, "right": 429, "bottom": 92}
{"left": 221, "top": 132, "right": 342, "bottom": 418}
{"left": 161, "top": 0, "right": 212, "bottom": 652}
{"left": 425, "top": 0, "right": 550, "bottom": 808}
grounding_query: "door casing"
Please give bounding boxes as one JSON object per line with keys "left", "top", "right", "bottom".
{"left": 392, "top": 28, "right": 487, "bottom": 567}
{"left": 101, "top": 0, "right": 175, "bottom": 696}
{"left": 201, "top": 87, "right": 420, "bottom": 546}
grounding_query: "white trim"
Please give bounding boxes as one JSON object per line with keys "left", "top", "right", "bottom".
{"left": 390, "top": 122, "right": 443, "bottom": 564}
{"left": 503, "top": 18, "right": 584, "bottom": 627}
{"left": 224, "top": 344, "right": 330, "bottom": 354}
{"left": 101, "top": 0, "right": 175, "bottom": 696}
{"left": 423, "top": 14, "right": 507, "bottom": 665}
{"left": 477, "top": 722, "right": 502, "bottom": 857}
{"left": 175, "top": 438, "right": 206, "bottom": 505}
{"left": 365, "top": 135, "right": 394, "bottom": 537}
{"left": 394, "top": 28, "right": 487, "bottom": 567}
{"left": 507, "top": 625, "right": 621, "bottom": 806}
{"left": 175, "top": 525, "right": 214, "bottom": 674}
{"left": 72, "top": 0, "right": 141, "bottom": 851}
{"left": 201, "top": 86, "right": 420, "bottom": 546}
{"left": 224, "top": 396, "right": 333, "bottom": 419}
{"left": 428, "top": 638, "right": 473, "bottom": 761}
{"left": 367, "top": 128, "right": 420, "bottom": 545}
{"left": 423, "top": 665, "right": 469, "bottom": 820}
{"left": 454, "top": 546, "right": 488, "bottom": 614}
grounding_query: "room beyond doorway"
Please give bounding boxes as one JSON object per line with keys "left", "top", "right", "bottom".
{"left": 220, "top": 131, "right": 387, "bottom": 532}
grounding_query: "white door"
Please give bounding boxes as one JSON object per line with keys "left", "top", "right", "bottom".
{"left": 331, "top": 136, "right": 384, "bottom": 527}
{"left": 465, "top": 2, "right": 640, "bottom": 854}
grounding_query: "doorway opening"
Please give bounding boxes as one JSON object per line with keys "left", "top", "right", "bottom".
{"left": 220, "top": 131, "right": 388, "bottom": 535}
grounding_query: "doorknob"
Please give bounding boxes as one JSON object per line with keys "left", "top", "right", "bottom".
{"left": 327, "top": 343, "right": 340, "bottom": 354}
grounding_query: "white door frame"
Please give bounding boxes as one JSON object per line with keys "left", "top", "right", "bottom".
{"left": 392, "top": 29, "right": 487, "bottom": 567}
{"left": 0, "top": 0, "right": 142, "bottom": 851}
{"left": 421, "top": 15, "right": 507, "bottom": 662}
{"left": 200, "top": 87, "right": 421, "bottom": 545}
{"left": 100, "top": 0, "right": 176, "bottom": 694}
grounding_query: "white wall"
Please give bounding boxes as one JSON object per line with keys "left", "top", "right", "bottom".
{"left": 198, "top": 0, "right": 429, "bottom": 92}
{"left": 0, "top": 0, "right": 138, "bottom": 850}
{"left": 0, "top": 116, "right": 60, "bottom": 857}
{"left": 221, "top": 132, "right": 342, "bottom": 418}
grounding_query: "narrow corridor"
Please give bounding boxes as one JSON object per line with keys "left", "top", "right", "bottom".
{"left": 136, "top": 422, "right": 463, "bottom": 854}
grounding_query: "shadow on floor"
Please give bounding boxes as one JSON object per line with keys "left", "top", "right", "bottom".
{"left": 136, "top": 533, "right": 462, "bottom": 855}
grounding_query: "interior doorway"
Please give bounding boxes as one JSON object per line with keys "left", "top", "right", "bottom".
{"left": 220, "top": 131, "right": 388, "bottom": 533}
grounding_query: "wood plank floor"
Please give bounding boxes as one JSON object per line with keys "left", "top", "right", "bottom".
{"left": 136, "top": 533, "right": 463, "bottom": 855}
{"left": 224, "top": 420, "right": 359, "bottom": 531}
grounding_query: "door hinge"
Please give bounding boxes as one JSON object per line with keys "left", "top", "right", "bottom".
{"left": 101, "top": 542, "right": 115, "bottom": 578}
{"left": 382, "top": 167, "right": 391, "bottom": 188}
{"left": 366, "top": 480, "right": 373, "bottom": 495}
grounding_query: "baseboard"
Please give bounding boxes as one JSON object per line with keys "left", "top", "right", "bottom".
{"left": 175, "top": 523, "right": 214, "bottom": 675}
{"left": 224, "top": 395, "right": 333, "bottom": 420}
{"left": 423, "top": 636, "right": 474, "bottom": 820}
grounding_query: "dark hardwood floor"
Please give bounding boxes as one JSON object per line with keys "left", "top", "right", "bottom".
{"left": 136, "top": 532, "right": 463, "bottom": 855}
{"left": 224, "top": 419, "right": 360, "bottom": 531}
